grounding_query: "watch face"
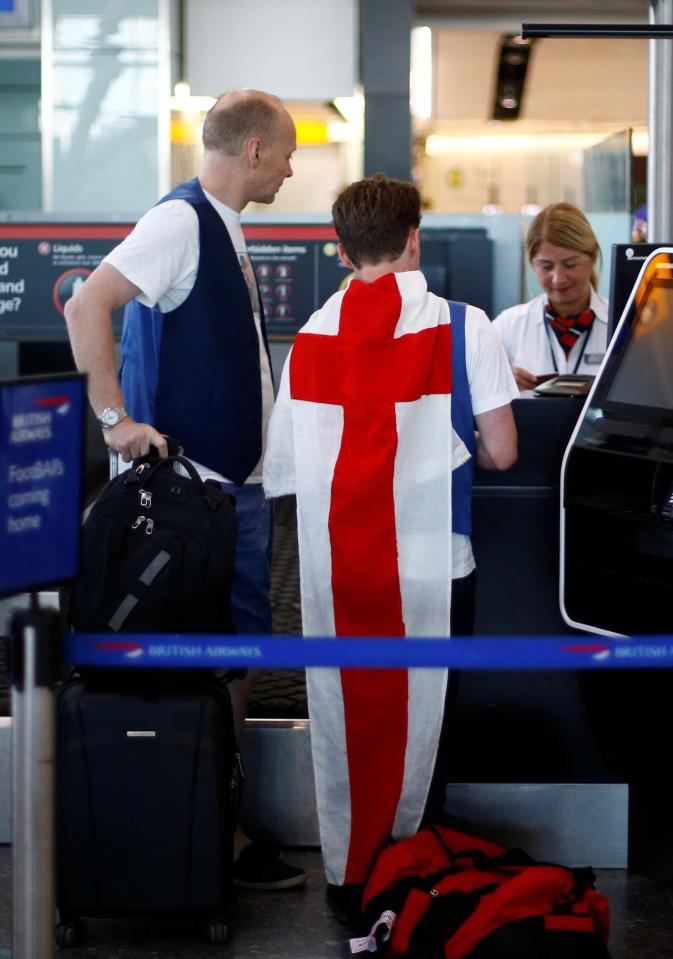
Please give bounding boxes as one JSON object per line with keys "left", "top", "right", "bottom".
{"left": 100, "top": 408, "right": 124, "bottom": 427}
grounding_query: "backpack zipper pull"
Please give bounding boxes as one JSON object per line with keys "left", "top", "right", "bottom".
{"left": 131, "top": 515, "right": 146, "bottom": 530}
{"left": 145, "top": 518, "right": 154, "bottom": 535}
{"left": 140, "top": 489, "right": 152, "bottom": 508}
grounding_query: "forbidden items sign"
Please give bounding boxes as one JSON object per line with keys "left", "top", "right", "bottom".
{"left": 0, "top": 373, "right": 86, "bottom": 596}
{"left": 244, "top": 225, "right": 350, "bottom": 336}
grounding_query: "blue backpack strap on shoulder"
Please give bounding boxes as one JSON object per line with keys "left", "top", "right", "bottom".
{"left": 446, "top": 300, "right": 475, "bottom": 537}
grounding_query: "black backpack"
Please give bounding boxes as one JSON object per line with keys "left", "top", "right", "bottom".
{"left": 69, "top": 454, "right": 236, "bottom": 635}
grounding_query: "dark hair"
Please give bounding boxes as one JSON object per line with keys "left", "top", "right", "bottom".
{"left": 202, "top": 90, "right": 283, "bottom": 156}
{"left": 526, "top": 202, "right": 601, "bottom": 289}
{"left": 332, "top": 173, "right": 421, "bottom": 268}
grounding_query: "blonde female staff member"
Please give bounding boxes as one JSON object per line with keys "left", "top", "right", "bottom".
{"left": 493, "top": 203, "right": 608, "bottom": 391}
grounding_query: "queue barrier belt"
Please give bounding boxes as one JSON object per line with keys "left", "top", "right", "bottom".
{"left": 64, "top": 634, "right": 673, "bottom": 670}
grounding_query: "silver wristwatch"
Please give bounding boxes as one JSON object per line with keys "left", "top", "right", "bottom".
{"left": 98, "top": 406, "right": 128, "bottom": 429}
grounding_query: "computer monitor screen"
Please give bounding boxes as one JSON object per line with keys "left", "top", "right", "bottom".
{"left": 604, "top": 276, "right": 673, "bottom": 411}
{"left": 421, "top": 265, "right": 447, "bottom": 298}
{"left": 419, "top": 229, "right": 493, "bottom": 316}
{"left": 0, "top": 223, "right": 133, "bottom": 340}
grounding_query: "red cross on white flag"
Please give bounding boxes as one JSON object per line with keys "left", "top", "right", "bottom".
{"left": 264, "top": 270, "right": 467, "bottom": 885}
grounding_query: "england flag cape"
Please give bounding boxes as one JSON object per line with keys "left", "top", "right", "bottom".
{"left": 264, "top": 269, "right": 469, "bottom": 885}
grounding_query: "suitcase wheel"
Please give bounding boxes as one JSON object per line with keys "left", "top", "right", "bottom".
{"left": 207, "top": 918, "right": 228, "bottom": 944}
{"left": 55, "top": 919, "right": 83, "bottom": 948}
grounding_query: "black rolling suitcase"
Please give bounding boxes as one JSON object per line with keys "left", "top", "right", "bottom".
{"left": 56, "top": 445, "right": 240, "bottom": 947}
{"left": 55, "top": 674, "right": 240, "bottom": 947}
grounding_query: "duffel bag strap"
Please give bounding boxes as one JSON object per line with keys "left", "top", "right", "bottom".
{"left": 428, "top": 826, "right": 536, "bottom": 871}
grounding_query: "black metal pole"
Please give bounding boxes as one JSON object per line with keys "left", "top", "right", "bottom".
{"left": 522, "top": 23, "right": 673, "bottom": 39}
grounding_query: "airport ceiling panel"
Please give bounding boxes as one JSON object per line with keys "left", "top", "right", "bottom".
{"left": 431, "top": 29, "right": 648, "bottom": 123}
{"left": 433, "top": 31, "right": 501, "bottom": 119}
{"left": 523, "top": 37, "right": 648, "bottom": 123}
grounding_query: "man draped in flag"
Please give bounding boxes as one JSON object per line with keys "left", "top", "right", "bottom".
{"left": 264, "top": 175, "right": 478, "bottom": 929}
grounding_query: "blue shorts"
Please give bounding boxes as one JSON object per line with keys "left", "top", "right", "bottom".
{"left": 222, "top": 482, "right": 272, "bottom": 636}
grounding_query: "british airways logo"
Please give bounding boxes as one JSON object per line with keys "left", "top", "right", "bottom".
{"left": 35, "top": 394, "right": 70, "bottom": 415}
{"left": 94, "top": 641, "right": 144, "bottom": 659}
{"left": 561, "top": 644, "right": 611, "bottom": 662}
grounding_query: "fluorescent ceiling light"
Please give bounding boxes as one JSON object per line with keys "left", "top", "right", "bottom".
{"left": 631, "top": 129, "right": 649, "bottom": 156}
{"left": 327, "top": 121, "right": 359, "bottom": 143}
{"left": 426, "top": 132, "right": 608, "bottom": 155}
{"left": 169, "top": 93, "right": 216, "bottom": 113}
{"left": 410, "top": 26, "right": 432, "bottom": 120}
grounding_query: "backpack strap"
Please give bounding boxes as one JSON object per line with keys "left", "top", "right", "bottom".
{"left": 123, "top": 455, "right": 232, "bottom": 512}
{"left": 135, "top": 454, "right": 205, "bottom": 487}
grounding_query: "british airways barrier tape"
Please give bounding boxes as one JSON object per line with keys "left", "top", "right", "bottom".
{"left": 64, "top": 634, "right": 673, "bottom": 670}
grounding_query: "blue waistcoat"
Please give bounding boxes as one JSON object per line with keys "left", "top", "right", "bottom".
{"left": 449, "top": 301, "right": 475, "bottom": 536}
{"left": 120, "top": 178, "right": 271, "bottom": 484}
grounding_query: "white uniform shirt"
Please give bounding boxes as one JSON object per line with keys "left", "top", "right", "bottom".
{"left": 492, "top": 289, "right": 609, "bottom": 390}
{"left": 452, "top": 306, "right": 519, "bottom": 578}
{"left": 104, "top": 188, "right": 274, "bottom": 484}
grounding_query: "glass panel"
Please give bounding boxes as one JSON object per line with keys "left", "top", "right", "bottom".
{"left": 582, "top": 129, "right": 632, "bottom": 213}
{"left": 44, "top": 0, "right": 166, "bottom": 214}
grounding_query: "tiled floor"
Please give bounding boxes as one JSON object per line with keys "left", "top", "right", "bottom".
{"left": 0, "top": 845, "right": 673, "bottom": 958}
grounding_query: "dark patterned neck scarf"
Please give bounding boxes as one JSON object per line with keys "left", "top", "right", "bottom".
{"left": 544, "top": 302, "right": 595, "bottom": 355}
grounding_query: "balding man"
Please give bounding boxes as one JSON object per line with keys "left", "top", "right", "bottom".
{"left": 65, "top": 90, "right": 305, "bottom": 890}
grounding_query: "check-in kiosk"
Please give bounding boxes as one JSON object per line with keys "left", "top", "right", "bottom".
{"left": 561, "top": 248, "right": 673, "bottom": 881}
{"left": 561, "top": 248, "right": 673, "bottom": 636}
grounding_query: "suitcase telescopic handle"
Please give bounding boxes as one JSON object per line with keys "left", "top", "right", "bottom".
{"left": 108, "top": 447, "right": 119, "bottom": 479}
{"left": 109, "top": 437, "right": 183, "bottom": 481}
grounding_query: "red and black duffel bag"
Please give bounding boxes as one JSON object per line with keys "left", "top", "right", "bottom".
{"left": 350, "top": 825, "right": 612, "bottom": 958}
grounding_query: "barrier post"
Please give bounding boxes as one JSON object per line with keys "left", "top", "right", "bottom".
{"left": 8, "top": 602, "right": 62, "bottom": 959}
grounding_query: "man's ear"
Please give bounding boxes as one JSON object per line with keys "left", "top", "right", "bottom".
{"left": 407, "top": 227, "right": 420, "bottom": 259}
{"left": 337, "top": 243, "right": 355, "bottom": 270}
{"left": 246, "top": 136, "right": 262, "bottom": 166}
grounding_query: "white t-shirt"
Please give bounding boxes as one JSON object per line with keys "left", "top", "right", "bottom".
{"left": 492, "top": 289, "right": 609, "bottom": 392}
{"left": 452, "top": 305, "right": 520, "bottom": 579}
{"left": 105, "top": 187, "right": 274, "bottom": 484}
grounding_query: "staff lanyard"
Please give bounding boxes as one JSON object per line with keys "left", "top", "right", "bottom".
{"left": 543, "top": 305, "right": 593, "bottom": 374}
